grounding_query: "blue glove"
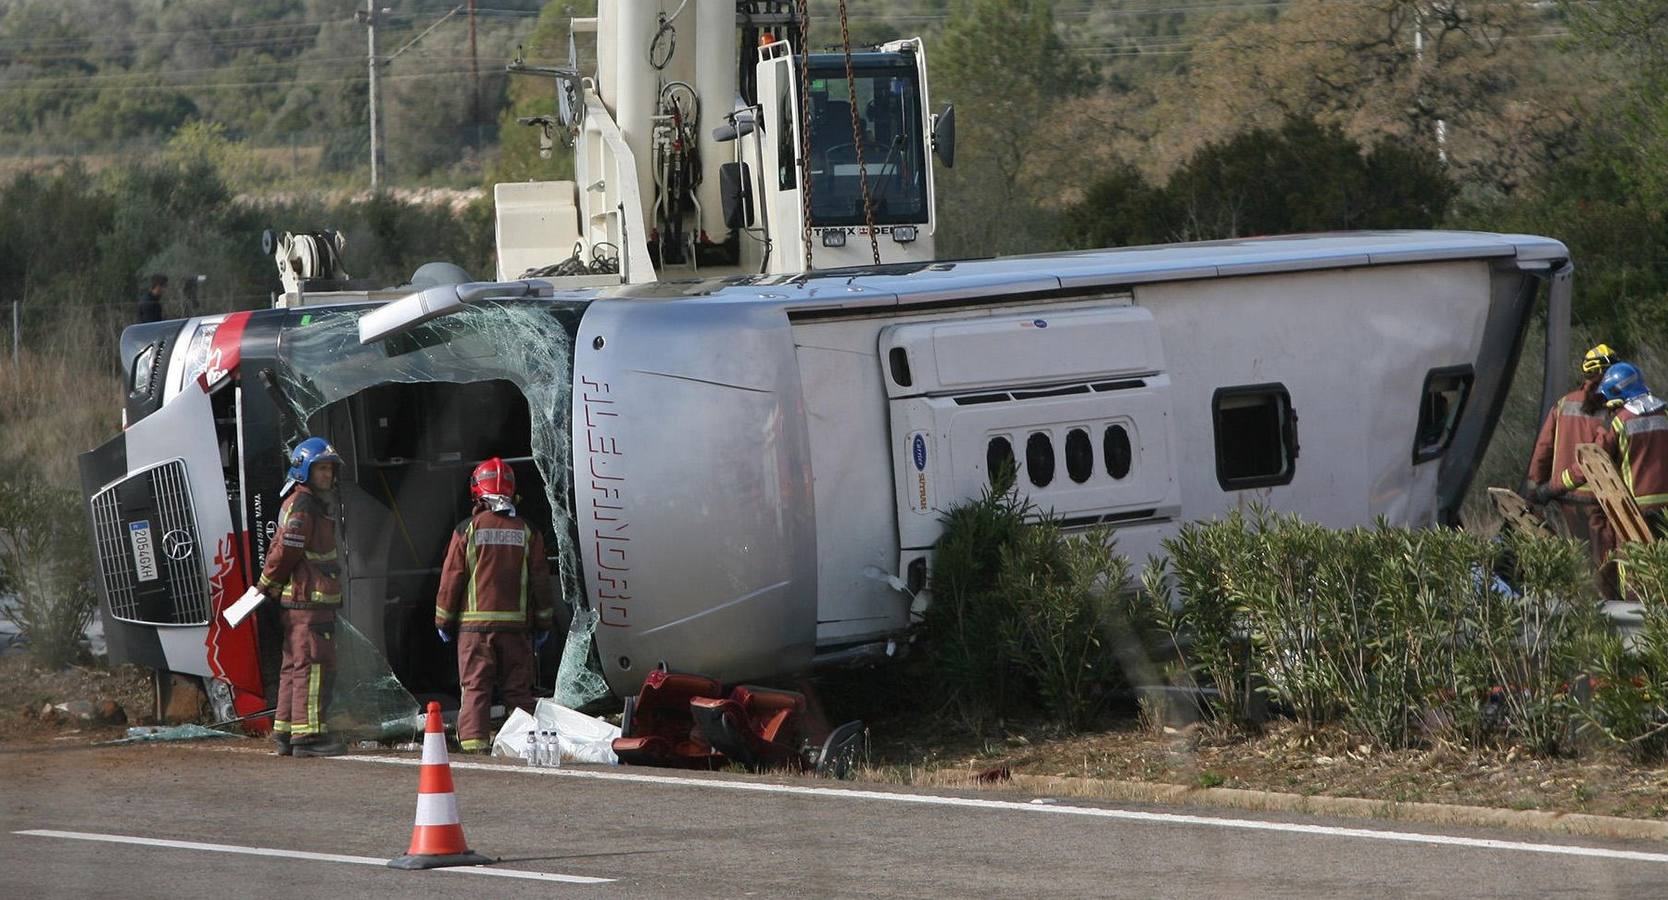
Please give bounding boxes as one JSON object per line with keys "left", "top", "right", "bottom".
{"left": 437, "top": 628, "right": 452, "bottom": 644}
{"left": 534, "top": 630, "right": 551, "bottom": 652}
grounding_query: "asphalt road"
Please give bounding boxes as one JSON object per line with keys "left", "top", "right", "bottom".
{"left": 2, "top": 740, "right": 1666, "bottom": 899}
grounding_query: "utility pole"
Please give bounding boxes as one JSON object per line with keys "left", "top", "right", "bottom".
{"left": 468, "top": 0, "right": 480, "bottom": 127}
{"left": 358, "top": 0, "right": 384, "bottom": 189}
{"left": 1412, "top": 2, "right": 1447, "bottom": 164}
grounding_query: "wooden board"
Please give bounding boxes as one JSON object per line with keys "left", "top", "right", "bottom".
{"left": 1487, "top": 487, "right": 1553, "bottom": 537}
{"left": 1576, "top": 443, "right": 1656, "bottom": 545}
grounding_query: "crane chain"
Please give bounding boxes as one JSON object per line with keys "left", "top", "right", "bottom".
{"left": 794, "top": 0, "right": 815, "bottom": 271}
{"left": 837, "top": 0, "right": 881, "bottom": 266}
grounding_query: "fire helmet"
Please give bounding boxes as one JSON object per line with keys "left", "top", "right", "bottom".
{"left": 1582, "top": 343, "right": 1618, "bottom": 375}
{"left": 1599, "top": 362, "right": 1648, "bottom": 406}
{"left": 470, "top": 457, "right": 516, "bottom": 502}
{"left": 286, "top": 437, "right": 342, "bottom": 486}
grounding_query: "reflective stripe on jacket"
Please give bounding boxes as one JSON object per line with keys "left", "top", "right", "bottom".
{"left": 1603, "top": 403, "right": 1668, "bottom": 511}
{"left": 434, "top": 509, "right": 556, "bottom": 632}
{"left": 1534, "top": 384, "right": 1609, "bottom": 494}
{"left": 257, "top": 486, "right": 342, "bottom": 609}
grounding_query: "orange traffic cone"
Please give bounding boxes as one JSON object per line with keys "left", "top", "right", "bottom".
{"left": 387, "top": 701, "right": 493, "bottom": 870}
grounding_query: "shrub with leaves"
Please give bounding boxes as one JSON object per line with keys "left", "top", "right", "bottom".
{"left": 1137, "top": 508, "right": 1261, "bottom": 727}
{"left": 925, "top": 467, "right": 1141, "bottom": 731}
{"left": 1143, "top": 506, "right": 1602, "bottom": 753}
{"left": 924, "top": 468, "right": 1034, "bottom": 724}
{"left": 995, "top": 520, "right": 1134, "bottom": 731}
{"left": 1582, "top": 541, "right": 1668, "bottom": 759}
{"left": 1453, "top": 530, "right": 1604, "bottom": 755}
{"left": 0, "top": 470, "right": 98, "bottom": 668}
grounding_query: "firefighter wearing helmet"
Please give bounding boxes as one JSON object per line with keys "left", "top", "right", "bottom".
{"left": 1596, "top": 363, "right": 1668, "bottom": 532}
{"left": 435, "top": 458, "right": 556, "bottom": 752}
{"left": 1560, "top": 363, "right": 1668, "bottom": 595}
{"left": 257, "top": 436, "right": 347, "bottom": 757}
{"left": 1527, "top": 342, "right": 1619, "bottom": 599}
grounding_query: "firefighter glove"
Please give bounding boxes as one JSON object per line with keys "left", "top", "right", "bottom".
{"left": 437, "top": 627, "right": 452, "bottom": 644}
{"left": 534, "top": 630, "right": 551, "bottom": 652}
{"left": 1530, "top": 483, "right": 1560, "bottom": 506}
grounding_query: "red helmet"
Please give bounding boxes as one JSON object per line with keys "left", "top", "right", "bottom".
{"left": 470, "top": 457, "right": 515, "bottom": 501}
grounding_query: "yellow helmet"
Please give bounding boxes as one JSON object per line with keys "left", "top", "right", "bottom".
{"left": 1583, "top": 343, "right": 1617, "bottom": 374}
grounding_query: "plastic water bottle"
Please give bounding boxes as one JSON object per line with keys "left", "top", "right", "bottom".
{"left": 525, "top": 731, "right": 537, "bottom": 766}
{"left": 546, "top": 730, "right": 563, "bottom": 769}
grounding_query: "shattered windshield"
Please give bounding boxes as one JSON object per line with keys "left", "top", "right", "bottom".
{"left": 272, "top": 300, "right": 611, "bottom": 709}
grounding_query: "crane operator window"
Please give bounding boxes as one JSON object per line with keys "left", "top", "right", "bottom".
{"left": 804, "top": 56, "right": 928, "bottom": 228}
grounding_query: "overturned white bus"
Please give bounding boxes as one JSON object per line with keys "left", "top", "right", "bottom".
{"left": 80, "top": 231, "right": 1572, "bottom": 723}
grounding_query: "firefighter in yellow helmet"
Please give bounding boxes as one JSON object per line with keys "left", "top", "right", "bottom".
{"left": 1526, "top": 343, "right": 1619, "bottom": 600}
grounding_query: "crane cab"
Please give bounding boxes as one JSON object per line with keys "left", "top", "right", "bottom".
{"left": 737, "top": 38, "right": 945, "bottom": 273}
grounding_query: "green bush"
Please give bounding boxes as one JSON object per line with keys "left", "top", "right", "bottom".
{"left": 1581, "top": 542, "right": 1668, "bottom": 759}
{"left": 1142, "top": 508, "right": 1601, "bottom": 752}
{"left": 0, "top": 471, "right": 98, "bottom": 669}
{"left": 995, "top": 519, "right": 1135, "bottom": 731}
{"left": 925, "top": 470, "right": 1141, "bottom": 731}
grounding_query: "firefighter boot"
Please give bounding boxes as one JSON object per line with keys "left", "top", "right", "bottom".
{"left": 292, "top": 735, "right": 347, "bottom": 758}
{"left": 274, "top": 733, "right": 292, "bottom": 757}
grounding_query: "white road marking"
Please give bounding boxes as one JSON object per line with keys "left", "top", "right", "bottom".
{"left": 13, "top": 829, "right": 613, "bottom": 884}
{"left": 345, "top": 755, "right": 1668, "bottom": 865}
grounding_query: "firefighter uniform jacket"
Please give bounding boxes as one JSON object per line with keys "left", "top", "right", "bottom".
{"left": 1534, "top": 382, "right": 1610, "bottom": 496}
{"left": 257, "top": 486, "right": 342, "bottom": 609}
{"left": 1598, "top": 396, "right": 1668, "bottom": 513}
{"left": 434, "top": 509, "right": 556, "bottom": 633}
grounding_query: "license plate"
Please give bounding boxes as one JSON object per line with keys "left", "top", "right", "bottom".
{"left": 129, "top": 520, "right": 159, "bottom": 582}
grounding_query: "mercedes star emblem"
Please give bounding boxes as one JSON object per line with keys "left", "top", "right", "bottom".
{"left": 162, "top": 530, "right": 195, "bottom": 562}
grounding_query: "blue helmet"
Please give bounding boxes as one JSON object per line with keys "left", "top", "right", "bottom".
{"left": 286, "top": 436, "right": 343, "bottom": 486}
{"left": 1600, "top": 362, "right": 1649, "bottom": 406}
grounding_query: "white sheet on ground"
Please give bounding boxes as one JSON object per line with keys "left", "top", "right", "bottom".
{"left": 491, "top": 699, "right": 620, "bottom": 764}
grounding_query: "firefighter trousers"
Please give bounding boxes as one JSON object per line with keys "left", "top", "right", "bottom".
{"left": 457, "top": 630, "right": 536, "bottom": 751}
{"left": 1568, "top": 501, "right": 1620, "bottom": 604}
{"left": 275, "top": 607, "right": 337, "bottom": 742}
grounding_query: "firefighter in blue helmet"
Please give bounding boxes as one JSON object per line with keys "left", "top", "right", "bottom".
{"left": 1596, "top": 363, "right": 1668, "bottom": 530}
{"left": 1564, "top": 363, "right": 1668, "bottom": 552}
{"left": 258, "top": 437, "right": 346, "bottom": 757}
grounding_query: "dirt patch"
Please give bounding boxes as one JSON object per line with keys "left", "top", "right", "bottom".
{"left": 859, "top": 715, "right": 1668, "bottom": 821}
{"left": 0, "top": 654, "right": 154, "bottom": 746}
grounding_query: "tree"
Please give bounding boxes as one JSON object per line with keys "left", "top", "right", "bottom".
{"left": 1098, "top": 0, "right": 1573, "bottom": 194}
{"left": 1061, "top": 117, "right": 1454, "bottom": 249}
{"left": 931, "top": 0, "right": 1096, "bottom": 257}
{"left": 487, "top": 2, "right": 594, "bottom": 188}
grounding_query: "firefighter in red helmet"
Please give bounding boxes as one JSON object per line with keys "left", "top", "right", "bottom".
{"left": 434, "top": 458, "right": 556, "bottom": 752}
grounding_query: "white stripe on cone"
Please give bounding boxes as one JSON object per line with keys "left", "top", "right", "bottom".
{"left": 413, "top": 792, "right": 461, "bottom": 828}
{"left": 421, "top": 731, "right": 448, "bottom": 765}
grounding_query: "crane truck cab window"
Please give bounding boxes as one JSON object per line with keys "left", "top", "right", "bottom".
{"left": 804, "top": 57, "right": 928, "bottom": 228}
{"left": 1413, "top": 366, "right": 1474, "bottom": 463}
{"left": 1212, "top": 384, "right": 1297, "bottom": 489}
{"left": 777, "top": 60, "right": 796, "bottom": 191}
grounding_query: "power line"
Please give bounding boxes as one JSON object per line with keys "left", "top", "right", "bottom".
{"left": 0, "top": 68, "right": 500, "bottom": 95}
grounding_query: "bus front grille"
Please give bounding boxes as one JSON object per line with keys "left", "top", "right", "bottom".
{"left": 90, "top": 460, "right": 212, "bottom": 626}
